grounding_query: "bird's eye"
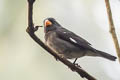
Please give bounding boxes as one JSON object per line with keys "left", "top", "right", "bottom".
{"left": 44, "top": 20, "right": 52, "bottom": 27}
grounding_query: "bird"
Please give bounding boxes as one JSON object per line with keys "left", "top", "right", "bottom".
{"left": 43, "top": 17, "right": 117, "bottom": 64}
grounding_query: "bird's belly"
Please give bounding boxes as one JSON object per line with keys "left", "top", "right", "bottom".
{"left": 46, "top": 38, "right": 86, "bottom": 59}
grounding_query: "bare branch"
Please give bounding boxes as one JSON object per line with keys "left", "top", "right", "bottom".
{"left": 105, "top": 0, "right": 120, "bottom": 62}
{"left": 26, "top": 0, "right": 96, "bottom": 80}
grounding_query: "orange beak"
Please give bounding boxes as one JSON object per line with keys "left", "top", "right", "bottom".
{"left": 44, "top": 20, "right": 52, "bottom": 27}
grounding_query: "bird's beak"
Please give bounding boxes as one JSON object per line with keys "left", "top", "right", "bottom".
{"left": 44, "top": 20, "right": 52, "bottom": 27}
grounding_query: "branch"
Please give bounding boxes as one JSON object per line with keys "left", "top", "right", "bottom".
{"left": 105, "top": 0, "right": 120, "bottom": 62}
{"left": 26, "top": 0, "right": 96, "bottom": 80}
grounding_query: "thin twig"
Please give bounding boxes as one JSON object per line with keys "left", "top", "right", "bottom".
{"left": 105, "top": 0, "right": 120, "bottom": 62}
{"left": 26, "top": 0, "right": 96, "bottom": 80}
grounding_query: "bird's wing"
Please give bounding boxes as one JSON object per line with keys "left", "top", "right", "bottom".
{"left": 56, "top": 28, "right": 95, "bottom": 51}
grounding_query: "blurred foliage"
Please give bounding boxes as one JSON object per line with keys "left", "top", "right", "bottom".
{"left": 0, "top": 0, "right": 25, "bottom": 36}
{"left": 0, "top": 0, "right": 120, "bottom": 80}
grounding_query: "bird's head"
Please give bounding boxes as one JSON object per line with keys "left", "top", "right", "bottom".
{"left": 43, "top": 18, "right": 61, "bottom": 33}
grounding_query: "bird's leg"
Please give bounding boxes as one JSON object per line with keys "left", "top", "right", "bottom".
{"left": 73, "top": 58, "right": 81, "bottom": 68}
{"left": 73, "top": 58, "right": 78, "bottom": 64}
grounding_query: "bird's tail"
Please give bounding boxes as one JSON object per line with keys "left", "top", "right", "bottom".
{"left": 95, "top": 50, "right": 117, "bottom": 61}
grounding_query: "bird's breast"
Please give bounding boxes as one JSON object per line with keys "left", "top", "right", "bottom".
{"left": 45, "top": 32, "right": 86, "bottom": 59}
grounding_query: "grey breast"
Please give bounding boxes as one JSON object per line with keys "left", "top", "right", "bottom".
{"left": 45, "top": 31, "right": 86, "bottom": 59}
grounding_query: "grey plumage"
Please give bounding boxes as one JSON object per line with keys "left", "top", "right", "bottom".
{"left": 44, "top": 18, "right": 117, "bottom": 61}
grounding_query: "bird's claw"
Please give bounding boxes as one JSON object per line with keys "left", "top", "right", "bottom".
{"left": 74, "top": 63, "right": 81, "bottom": 68}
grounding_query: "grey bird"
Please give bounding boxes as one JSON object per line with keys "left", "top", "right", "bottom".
{"left": 43, "top": 17, "right": 117, "bottom": 63}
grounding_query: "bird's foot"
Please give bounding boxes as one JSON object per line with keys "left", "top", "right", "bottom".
{"left": 73, "top": 63, "right": 81, "bottom": 68}
{"left": 73, "top": 58, "right": 81, "bottom": 68}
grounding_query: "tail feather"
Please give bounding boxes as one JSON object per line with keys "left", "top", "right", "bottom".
{"left": 96, "top": 50, "right": 117, "bottom": 61}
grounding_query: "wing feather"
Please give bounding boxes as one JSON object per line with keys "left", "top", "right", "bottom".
{"left": 56, "top": 28, "right": 95, "bottom": 51}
